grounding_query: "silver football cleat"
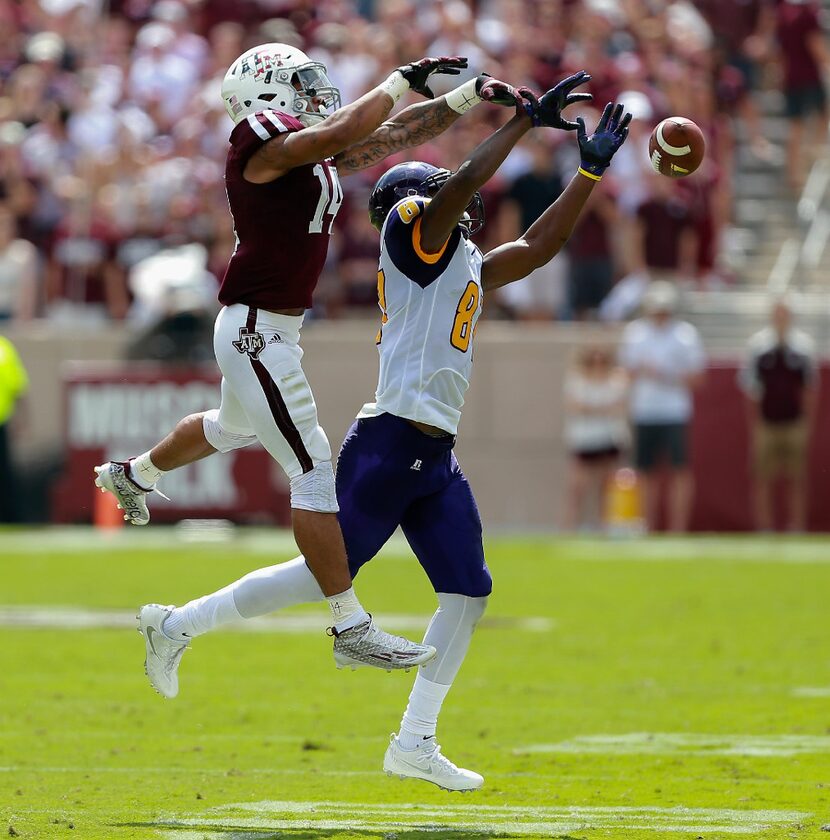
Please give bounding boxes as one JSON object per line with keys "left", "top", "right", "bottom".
{"left": 330, "top": 617, "right": 436, "bottom": 671}
{"left": 94, "top": 461, "right": 152, "bottom": 525}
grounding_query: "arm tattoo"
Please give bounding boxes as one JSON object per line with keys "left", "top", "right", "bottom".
{"left": 336, "top": 99, "right": 460, "bottom": 172}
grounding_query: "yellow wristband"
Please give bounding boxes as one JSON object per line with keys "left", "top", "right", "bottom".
{"left": 578, "top": 167, "right": 603, "bottom": 182}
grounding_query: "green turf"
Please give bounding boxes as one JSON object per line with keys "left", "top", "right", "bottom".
{"left": 1, "top": 529, "right": 829, "bottom": 839}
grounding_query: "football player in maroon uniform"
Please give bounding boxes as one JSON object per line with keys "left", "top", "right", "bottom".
{"left": 94, "top": 43, "right": 523, "bottom": 691}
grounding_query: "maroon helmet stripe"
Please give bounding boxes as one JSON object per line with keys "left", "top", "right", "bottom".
{"left": 246, "top": 306, "right": 257, "bottom": 332}
{"left": 249, "top": 357, "right": 314, "bottom": 474}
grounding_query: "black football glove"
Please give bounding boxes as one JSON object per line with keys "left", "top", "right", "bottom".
{"left": 522, "top": 70, "right": 593, "bottom": 130}
{"left": 577, "top": 102, "right": 633, "bottom": 177}
{"left": 397, "top": 56, "right": 469, "bottom": 99}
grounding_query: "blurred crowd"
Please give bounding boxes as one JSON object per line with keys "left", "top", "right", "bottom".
{"left": 0, "top": 0, "right": 826, "bottom": 327}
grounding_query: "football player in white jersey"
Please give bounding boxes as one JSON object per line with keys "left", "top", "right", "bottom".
{"left": 133, "top": 73, "right": 631, "bottom": 791}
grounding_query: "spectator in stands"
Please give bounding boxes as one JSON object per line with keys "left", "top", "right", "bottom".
{"left": 0, "top": 202, "right": 38, "bottom": 321}
{"left": 562, "top": 344, "right": 629, "bottom": 531}
{"left": 602, "top": 173, "right": 699, "bottom": 321}
{"left": 44, "top": 187, "right": 128, "bottom": 323}
{"left": 620, "top": 281, "right": 705, "bottom": 532}
{"left": 693, "top": 0, "right": 776, "bottom": 162}
{"left": 776, "top": 0, "right": 830, "bottom": 189}
{"left": 333, "top": 202, "right": 382, "bottom": 314}
{"left": 0, "top": 335, "right": 28, "bottom": 523}
{"left": 739, "top": 295, "right": 817, "bottom": 531}
{"left": 630, "top": 174, "right": 700, "bottom": 285}
{"left": 775, "top": 0, "right": 830, "bottom": 190}
{"left": 128, "top": 22, "right": 199, "bottom": 132}
{"left": 496, "top": 133, "right": 566, "bottom": 320}
{"left": 566, "top": 177, "right": 618, "bottom": 320}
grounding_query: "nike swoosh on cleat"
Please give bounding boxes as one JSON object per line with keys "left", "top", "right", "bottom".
{"left": 145, "top": 625, "right": 159, "bottom": 658}
{"left": 395, "top": 756, "right": 433, "bottom": 775}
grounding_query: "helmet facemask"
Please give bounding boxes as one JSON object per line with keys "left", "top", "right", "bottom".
{"left": 290, "top": 63, "right": 341, "bottom": 126}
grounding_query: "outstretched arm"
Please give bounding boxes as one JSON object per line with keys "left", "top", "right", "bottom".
{"left": 419, "top": 108, "right": 532, "bottom": 253}
{"left": 336, "top": 98, "right": 461, "bottom": 173}
{"left": 336, "top": 74, "right": 522, "bottom": 174}
{"left": 482, "top": 171, "right": 596, "bottom": 290}
{"left": 245, "top": 56, "right": 467, "bottom": 182}
{"left": 482, "top": 102, "right": 631, "bottom": 291}
{"left": 418, "top": 70, "right": 594, "bottom": 254}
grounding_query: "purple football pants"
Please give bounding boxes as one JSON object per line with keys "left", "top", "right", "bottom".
{"left": 336, "top": 413, "right": 492, "bottom": 598}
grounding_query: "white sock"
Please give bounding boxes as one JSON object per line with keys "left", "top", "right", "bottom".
{"left": 396, "top": 593, "right": 489, "bottom": 750}
{"left": 130, "top": 451, "right": 165, "bottom": 490}
{"left": 327, "top": 586, "right": 369, "bottom": 633}
{"left": 163, "top": 585, "right": 240, "bottom": 640}
{"left": 162, "top": 555, "right": 324, "bottom": 640}
{"left": 398, "top": 674, "right": 451, "bottom": 749}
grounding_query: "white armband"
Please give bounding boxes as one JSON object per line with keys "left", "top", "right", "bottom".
{"left": 380, "top": 70, "right": 410, "bottom": 104}
{"left": 445, "top": 78, "right": 481, "bottom": 114}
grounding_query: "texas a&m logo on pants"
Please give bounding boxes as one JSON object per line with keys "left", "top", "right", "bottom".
{"left": 232, "top": 326, "right": 265, "bottom": 360}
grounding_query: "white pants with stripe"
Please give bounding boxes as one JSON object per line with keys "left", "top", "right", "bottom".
{"left": 204, "top": 304, "right": 332, "bottom": 482}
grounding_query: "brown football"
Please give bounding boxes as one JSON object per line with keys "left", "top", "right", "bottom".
{"left": 648, "top": 117, "right": 706, "bottom": 178}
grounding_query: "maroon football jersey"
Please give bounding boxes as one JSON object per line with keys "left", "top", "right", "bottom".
{"left": 218, "top": 110, "right": 343, "bottom": 310}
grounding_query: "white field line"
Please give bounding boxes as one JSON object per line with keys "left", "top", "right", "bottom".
{"left": 0, "top": 527, "right": 411, "bottom": 556}
{"left": 0, "top": 766, "right": 817, "bottom": 788}
{"left": 215, "top": 800, "right": 808, "bottom": 819}
{"left": 154, "top": 801, "right": 810, "bottom": 837}
{"left": 562, "top": 537, "right": 830, "bottom": 564}
{"left": 158, "top": 819, "right": 786, "bottom": 837}
{"left": 792, "top": 686, "right": 830, "bottom": 698}
{"left": 0, "top": 766, "right": 379, "bottom": 777}
{"left": 0, "top": 605, "right": 551, "bottom": 633}
{"left": 516, "top": 732, "right": 830, "bottom": 757}
{"left": 4, "top": 528, "right": 830, "bottom": 564}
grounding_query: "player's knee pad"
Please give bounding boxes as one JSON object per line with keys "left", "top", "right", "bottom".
{"left": 290, "top": 460, "right": 338, "bottom": 513}
{"left": 202, "top": 409, "right": 257, "bottom": 453}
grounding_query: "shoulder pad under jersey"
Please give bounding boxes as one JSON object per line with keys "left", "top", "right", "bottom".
{"left": 229, "top": 110, "right": 304, "bottom": 160}
{"left": 383, "top": 196, "right": 461, "bottom": 289}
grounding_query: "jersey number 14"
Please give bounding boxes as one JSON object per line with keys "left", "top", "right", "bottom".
{"left": 308, "top": 163, "right": 343, "bottom": 234}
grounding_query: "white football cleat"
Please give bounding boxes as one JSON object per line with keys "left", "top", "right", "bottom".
{"left": 383, "top": 734, "right": 484, "bottom": 792}
{"left": 330, "top": 617, "right": 436, "bottom": 671}
{"left": 138, "top": 604, "right": 189, "bottom": 698}
{"left": 94, "top": 461, "right": 152, "bottom": 525}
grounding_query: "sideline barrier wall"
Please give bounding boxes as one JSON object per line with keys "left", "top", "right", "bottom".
{"left": 4, "top": 322, "right": 828, "bottom": 530}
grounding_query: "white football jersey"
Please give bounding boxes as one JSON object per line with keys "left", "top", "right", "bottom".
{"left": 358, "top": 195, "right": 483, "bottom": 435}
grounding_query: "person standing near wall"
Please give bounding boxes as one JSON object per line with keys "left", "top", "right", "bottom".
{"left": 619, "top": 281, "right": 705, "bottom": 532}
{"left": 0, "top": 334, "right": 28, "bottom": 522}
{"left": 739, "top": 296, "right": 817, "bottom": 531}
{"left": 561, "top": 345, "right": 629, "bottom": 531}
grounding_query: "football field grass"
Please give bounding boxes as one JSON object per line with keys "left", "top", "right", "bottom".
{"left": 1, "top": 528, "right": 829, "bottom": 839}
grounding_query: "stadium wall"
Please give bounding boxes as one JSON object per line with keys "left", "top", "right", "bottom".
{"left": 6, "top": 322, "right": 830, "bottom": 531}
